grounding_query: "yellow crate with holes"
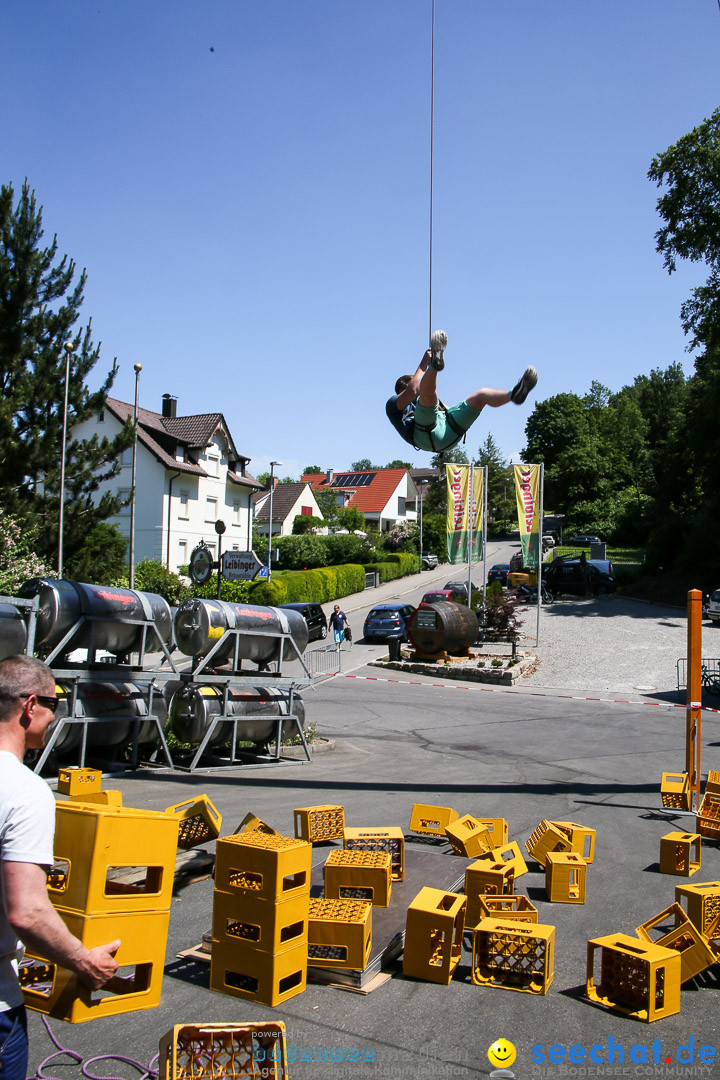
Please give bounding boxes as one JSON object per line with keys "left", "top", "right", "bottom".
{"left": 69, "top": 790, "right": 123, "bottom": 808}
{"left": 214, "top": 833, "right": 311, "bottom": 903}
{"left": 659, "top": 831, "right": 701, "bottom": 877}
{"left": 57, "top": 766, "right": 102, "bottom": 797}
{"left": 445, "top": 815, "right": 492, "bottom": 859}
{"left": 525, "top": 819, "right": 572, "bottom": 866}
{"left": 324, "top": 850, "right": 392, "bottom": 907}
{"left": 661, "top": 772, "right": 691, "bottom": 811}
{"left": 48, "top": 802, "right": 179, "bottom": 915}
{"left": 477, "top": 894, "right": 538, "bottom": 924}
{"left": 464, "top": 859, "right": 515, "bottom": 929}
{"left": 159, "top": 1022, "right": 289, "bottom": 1080}
{"left": 210, "top": 938, "right": 307, "bottom": 1008}
{"left": 165, "top": 796, "right": 222, "bottom": 850}
{"left": 294, "top": 804, "right": 345, "bottom": 843}
{"left": 545, "top": 852, "right": 587, "bottom": 904}
{"left": 551, "top": 821, "right": 596, "bottom": 863}
{"left": 307, "top": 898, "right": 372, "bottom": 970}
{"left": 403, "top": 887, "right": 466, "bottom": 985}
{"left": 586, "top": 933, "right": 681, "bottom": 1022}
{"left": 636, "top": 902, "right": 717, "bottom": 983}
{"left": 343, "top": 826, "right": 404, "bottom": 881}
{"left": 475, "top": 841, "right": 528, "bottom": 879}
{"left": 697, "top": 771, "right": 720, "bottom": 841}
{"left": 475, "top": 818, "right": 508, "bottom": 849}
{"left": 20, "top": 908, "right": 169, "bottom": 1022}
{"left": 675, "top": 880, "right": 720, "bottom": 940}
{"left": 212, "top": 891, "right": 309, "bottom": 955}
{"left": 234, "top": 812, "right": 280, "bottom": 836}
{"left": 471, "top": 918, "right": 555, "bottom": 994}
{"left": 409, "top": 803, "right": 458, "bottom": 837}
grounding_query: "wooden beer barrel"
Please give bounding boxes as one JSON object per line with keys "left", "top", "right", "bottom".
{"left": 407, "top": 602, "right": 479, "bottom": 656}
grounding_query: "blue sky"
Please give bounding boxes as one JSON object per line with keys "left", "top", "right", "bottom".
{"left": 3, "top": 1, "right": 719, "bottom": 479}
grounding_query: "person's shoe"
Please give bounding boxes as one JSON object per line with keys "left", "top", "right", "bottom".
{"left": 430, "top": 329, "right": 448, "bottom": 371}
{"left": 510, "top": 366, "right": 538, "bottom": 405}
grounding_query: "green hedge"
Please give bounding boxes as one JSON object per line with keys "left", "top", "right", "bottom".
{"left": 247, "top": 564, "right": 366, "bottom": 605}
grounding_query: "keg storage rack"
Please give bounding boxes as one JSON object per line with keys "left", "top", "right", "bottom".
{"left": 0, "top": 593, "right": 39, "bottom": 655}
{"left": 42, "top": 611, "right": 179, "bottom": 671}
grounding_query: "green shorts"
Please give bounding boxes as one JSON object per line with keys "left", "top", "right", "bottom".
{"left": 412, "top": 400, "right": 481, "bottom": 452}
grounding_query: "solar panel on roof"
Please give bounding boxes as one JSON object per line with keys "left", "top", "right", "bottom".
{"left": 330, "top": 472, "right": 375, "bottom": 487}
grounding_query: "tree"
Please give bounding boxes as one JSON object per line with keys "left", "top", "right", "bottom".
{"left": 0, "top": 509, "right": 55, "bottom": 595}
{"left": 337, "top": 507, "right": 365, "bottom": 533}
{"left": 350, "top": 458, "right": 377, "bottom": 471}
{"left": 0, "top": 180, "right": 133, "bottom": 568}
{"left": 302, "top": 465, "right": 323, "bottom": 474}
{"left": 384, "top": 459, "right": 413, "bottom": 470}
{"left": 475, "top": 434, "right": 507, "bottom": 521}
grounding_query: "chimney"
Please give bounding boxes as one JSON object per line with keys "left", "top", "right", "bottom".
{"left": 325, "top": 468, "right": 333, "bottom": 484}
{"left": 162, "top": 394, "right": 177, "bottom": 418}
{"left": 265, "top": 475, "right": 279, "bottom": 491}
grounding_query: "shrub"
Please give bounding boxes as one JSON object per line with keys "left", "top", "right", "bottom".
{"left": 193, "top": 576, "right": 252, "bottom": 603}
{"left": 133, "top": 559, "right": 193, "bottom": 605}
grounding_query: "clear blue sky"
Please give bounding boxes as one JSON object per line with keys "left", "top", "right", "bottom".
{"left": 3, "top": 2, "right": 719, "bottom": 479}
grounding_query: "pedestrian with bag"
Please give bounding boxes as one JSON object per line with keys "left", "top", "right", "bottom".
{"left": 328, "top": 605, "right": 349, "bottom": 651}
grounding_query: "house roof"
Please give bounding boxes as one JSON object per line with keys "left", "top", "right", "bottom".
{"left": 104, "top": 397, "right": 262, "bottom": 488}
{"left": 252, "top": 482, "right": 320, "bottom": 524}
{"left": 300, "top": 468, "right": 412, "bottom": 514}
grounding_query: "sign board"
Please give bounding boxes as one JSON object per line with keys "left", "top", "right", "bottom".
{"left": 416, "top": 609, "right": 437, "bottom": 629}
{"left": 221, "top": 550, "right": 265, "bottom": 581}
{"left": 189, "top": 543, "right": 214, "bottom": 586}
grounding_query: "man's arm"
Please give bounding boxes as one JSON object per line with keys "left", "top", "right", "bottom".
{"left": 2, "top": 860, "right": 120, "bottom": 989}
{"left": 395, "top": 349, "right": 432, "bottom": 411}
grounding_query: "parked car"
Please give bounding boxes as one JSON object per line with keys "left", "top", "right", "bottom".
{"left": 542, "top": 534, "right": 555, "bottom": 548}
{"left": 421, "top": 552, "right": 439, "bottom": 570}
{"left": 362, "top": 604, "right": 416, "bottom": 642}
{"left": 487, "top": 563, "right": 510, "bottom": 587}
{"left": 567, "top": 534, "right": 601, "bottom": 546}
{"left": 543, "top": 556, "right": 616, "bottom": 597}
{"left": 444, "top": 580, "right": 481, "bottom": 606}
{"left": 707, "top": 589, "right": 720, "bottom": 624}
{"left": 278, "top": 602, "right": 327, "bottom": 642}
{"left": 420, "top": 589, "right": 464, "bottom": 606}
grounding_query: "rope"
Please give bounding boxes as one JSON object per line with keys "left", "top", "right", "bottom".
{"left": 428, "top": 0, "right": 436, "bottom": 344}
{"left": 31, "top": 1016, "right": 159, "bottom": 1080}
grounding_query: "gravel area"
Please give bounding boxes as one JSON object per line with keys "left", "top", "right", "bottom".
{"left": 514, "top": 592, "right": 719, "bottom": 696}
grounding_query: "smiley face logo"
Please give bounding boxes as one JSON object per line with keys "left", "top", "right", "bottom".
{"left": 488, "top": 1039, "right": 517, "bottom": 1069}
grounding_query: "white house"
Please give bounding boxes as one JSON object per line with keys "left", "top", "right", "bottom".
{"left": 70, "top": 394, "right": 263, "bottom": 573}
{"left": 299, "top": 468, "right": 418, "bottom": 531}
{"left": 252, "top": 481, "right": 325, "bottom": 537}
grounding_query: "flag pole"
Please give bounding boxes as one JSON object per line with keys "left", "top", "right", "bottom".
{"left": 536, "top": 462, "right": 545, "bottom": 647}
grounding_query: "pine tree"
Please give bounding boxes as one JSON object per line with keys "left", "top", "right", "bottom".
{"left": 0, "top": 180, "right": 133, "bottom": 571}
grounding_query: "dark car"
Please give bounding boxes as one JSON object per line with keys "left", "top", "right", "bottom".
{"left": 543, "top": 556, "right": 616, "bottom": 597}
{"left": 420, "top": 589, "right": 463, "bottom": 606}
{"left": 362, "top": 603, "right": 416, "bottom": 642}
{"left": 278, "top": 602, "right": 327, "bottom": 642}
{"left": 567, "top": 534, "right": 601, "bottom": 546}
{"left": 421, "top": 552, "right": 439, "bottom": 570}
{"left": 487, "top": 563, "right": 510, "bottom": 587}
{"left": 444, "top": 580, "right": 481, "bottom": 607}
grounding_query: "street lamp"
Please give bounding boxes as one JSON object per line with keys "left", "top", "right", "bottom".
{"left": 57, "top": 340, "right": 74, "bottom": 577}
{"left": 267, "top": 460, "right": 282, "bottom": 580}
{"left": 128, "top": 363, "right": 142, "bottom": 589}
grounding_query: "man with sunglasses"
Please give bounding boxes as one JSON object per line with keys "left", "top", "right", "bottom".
{"left": 0, "top": 655, "right": 120, "bottom": 1080}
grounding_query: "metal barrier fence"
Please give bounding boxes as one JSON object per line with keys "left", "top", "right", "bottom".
{"left": 306, "top": 646, "right": 342, "bottom": 677}
{"left": 676, "top": 657, "right": 720, "bottom": 692}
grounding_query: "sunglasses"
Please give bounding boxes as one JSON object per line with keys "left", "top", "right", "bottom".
{"left": 19, "top": 693, "right": 59, "bottom": 714}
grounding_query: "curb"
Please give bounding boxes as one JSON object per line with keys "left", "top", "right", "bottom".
{"left": 368, "top": 656, "right": 535, "bottom": 686}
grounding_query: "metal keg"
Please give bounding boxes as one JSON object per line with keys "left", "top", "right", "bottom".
{"left": 49, "top": 680, "right": 149, "bottom": 753}
{"left": 20, "top": 579, "right": 172, "bottom": 658}
{"left": 0, "top": 604, "right": 28, "bottom": 660}
{"left": 407, "top": 601, "right": 479, "bottom": 656}
{"left": 168, "top": 684, "right": 305, "bottom": 746}
{"left": 173, "top": 599, "right": 308, "bottom": 664}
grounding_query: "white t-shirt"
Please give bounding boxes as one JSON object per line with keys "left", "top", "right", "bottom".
{"left": 0, "top": 750, "right": 56, "bottom": 1011}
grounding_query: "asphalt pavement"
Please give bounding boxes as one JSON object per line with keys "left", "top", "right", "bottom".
{"left": 23, "top": 552, "right": 720, "bottom": 1080}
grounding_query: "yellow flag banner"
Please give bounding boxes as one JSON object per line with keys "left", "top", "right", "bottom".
{"left": 514, "top": 463, "right": 540, "bottom": 568}
{"left": 446, "top": 465, "right": 484, "bottom": 564}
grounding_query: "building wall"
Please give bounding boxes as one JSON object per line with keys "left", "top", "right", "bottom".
{"left": 70, "top": 411, "right": 255, "bottom": 574}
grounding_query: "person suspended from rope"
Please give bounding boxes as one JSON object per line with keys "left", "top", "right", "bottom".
{"left": 385, "top": 330, "right": 538, "bottom": 453}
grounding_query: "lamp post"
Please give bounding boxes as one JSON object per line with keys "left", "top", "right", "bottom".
{"left": 128, "top": 363, "right": 142, "bottom": 588}
{"left": 267, "top": 460, "right": 282, "bottom": 580}
{"left": 57, "top": 341, "right": 74, "bottom": 577}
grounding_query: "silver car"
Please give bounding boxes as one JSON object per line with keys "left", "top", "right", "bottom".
{"left": 707, "top": 589, "right": 720, "bottom": 624}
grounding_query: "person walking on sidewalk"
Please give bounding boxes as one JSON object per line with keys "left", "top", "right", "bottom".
{"left": 328, "top": 605, "right": 349, "bottom": 651}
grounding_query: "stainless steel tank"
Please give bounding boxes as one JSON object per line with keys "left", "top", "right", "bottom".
{"left": 0, "top": 604, "right": 28, "bottom": 660}
{"left": 49, "top": 680, "right": 150, "bottom": 753}
{"left": 173, "top": 599, "right": 308, "bottom": 664}
{"left": 168, "top": 684, "right": 306, "bottom": 747}
{"left": 20, "top": 579, "right": 173, "bottom": 657}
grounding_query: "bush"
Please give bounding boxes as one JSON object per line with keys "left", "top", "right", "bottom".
{"left": 247, "top": 564, "right": 366, "bottom": 606}
{"left": 132, "top": 559, "right": 193, "bottom": 605}
{"left": 192, "top": 576, "right": 251, "bottom": 603}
